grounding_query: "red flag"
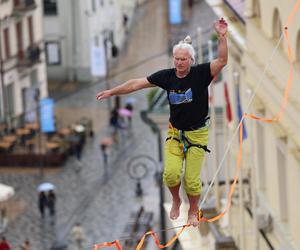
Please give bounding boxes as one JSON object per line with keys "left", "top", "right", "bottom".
{"left": 224, "top": 81, "right": 233, "bottom": 122}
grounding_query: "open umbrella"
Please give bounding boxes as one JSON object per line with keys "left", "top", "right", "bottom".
{"left": 0, "top": 183, "right": 14, "bottom": 202}
{"left": 100, "top": 137, "right": 114, "bottom": 146}
{"left": 74, "top": 124, "right": 85, "bottom": 133}
{"left": 118, "top": 108, "right": 133, "bottom": 117}
{"left": 37, "top": 182, "right": 55, "bottom": 192}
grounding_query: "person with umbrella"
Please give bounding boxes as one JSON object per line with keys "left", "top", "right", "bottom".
{"left": 96, "top": 18, "right": 228, "bottom": 226}
{"left": 47, "top": 189, "right": 56, "bottom": 217}
{"left": 37, "top": 183, "right": 56, "bottom": 218}
{"left": 38, "top": 191, "right": 47, "bottom": 218}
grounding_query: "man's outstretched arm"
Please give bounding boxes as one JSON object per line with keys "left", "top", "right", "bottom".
{"left": 96, "top": 77, "right": 155, "bottom": 100}
{"left": 210, "top": 18, "right": 228, "bottom": 77}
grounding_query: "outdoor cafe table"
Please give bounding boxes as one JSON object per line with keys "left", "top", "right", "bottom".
{"left": 16, "top": 128, "right": 31, "bottom": 136}
{"left": 25, "top": 123, "right": 39, "bottom": 131}
{"left": 46, "top": 142, "right": 60, "bottom": 151}
{"left": 0, "top": 141, "right": 13, "bottom": 152}
{"left": 2, "top": 135, "right": 17, "bottom": 143}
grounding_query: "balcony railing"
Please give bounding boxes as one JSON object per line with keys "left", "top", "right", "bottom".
{"left": 13, "top": 0, "right": 37, "bottom": 15}
{"left": 17, "top": 44, "right": 41, "bottom": 67}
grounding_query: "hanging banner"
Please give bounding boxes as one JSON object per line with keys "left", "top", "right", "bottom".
{"left": 24, "top": 88, "right": 38, "bottom": 123}
{"left": 39, "top": 98, "right": 56, "bottom": 133}
{"left": 90, "top": 45, "right": 107, "bottom": 77}
{"left": 168, "top": 0, "right": 182, "bottom": 25}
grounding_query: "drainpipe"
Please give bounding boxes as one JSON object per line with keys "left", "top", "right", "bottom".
{"left": 0, "top": 19, "right": 8, "bottom": 123}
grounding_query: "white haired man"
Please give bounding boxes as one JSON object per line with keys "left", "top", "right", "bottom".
{"left": 96, "top": 18, "right": 228, "bottom": 226}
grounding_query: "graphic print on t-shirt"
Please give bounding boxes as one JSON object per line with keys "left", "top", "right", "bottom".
{"left": 169, "top": 88, "right": 193, "bottom": 105}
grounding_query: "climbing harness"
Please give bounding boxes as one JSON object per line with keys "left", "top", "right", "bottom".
{"left": 166, "top": 118, "right": 211, "bottom": 155}
{"left": 166, "top": 132, "right": 210, "bottom": 154}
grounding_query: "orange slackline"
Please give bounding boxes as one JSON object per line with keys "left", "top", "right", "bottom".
{"left": 92, "top": 1, "right": 298, "bottom": 249}
{"left": 93, "top": 240, "right": 121, "bottom": 250}
{"left": 135, "top": 225, "right": 188, "bottom": 250}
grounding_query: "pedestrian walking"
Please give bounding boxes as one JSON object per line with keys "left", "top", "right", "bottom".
{"left": 100, "top": 143, "right": 108, "bottom": 166}
{"left": 124, "top": 102, "right": 134, "bottom": 128}
{"left": 47, "top": 190, "right": 56, "bottom": 216}
{"left": 38, "top": 191, "right": 48, "bottom": 218}
{"left": 71, "top": 223, "right": 86, "bottom": 250}
{"left": 109, "top": 106, "right": 121, "bottom": 143}
{"left": 96, "top": 18, "right": 228, "bottom": 226}
{"left": 0, "top": 209, "right": 8, "bottom": 233}
{"left": 188, "top": 0, "right": 194, "bottom": 9}
{"left": 20, "top": 239, "right": 31, "bottom": 250}
{"left": 0, "top": 237, "right": 11, "bottom": 250}
{"left": 74, "top": 139, "right": 84, "bottom": 161}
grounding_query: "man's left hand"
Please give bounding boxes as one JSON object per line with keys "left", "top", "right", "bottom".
{"left": 214, "top": 17, "right": 228, "bottom": 36}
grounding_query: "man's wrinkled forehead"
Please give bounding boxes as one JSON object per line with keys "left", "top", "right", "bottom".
{"left": 173, "top": 48, "right": 192, "bottom": 59}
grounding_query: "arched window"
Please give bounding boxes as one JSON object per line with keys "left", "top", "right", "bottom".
{"left": 272, "top": 9, "right": 282, "bottom": 39}
{"left": 253, "top": 0, "right": 261, "bottom": 18}
{"left": 296, "top": 31, "right": 300, "bottom": 62}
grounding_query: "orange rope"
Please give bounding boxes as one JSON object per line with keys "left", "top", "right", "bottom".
{"left": 91, "top": 1, "right": 298, "bottom": 249}
{"left": 93, "top": 240, "right": 121, "bottom": 250}
{"left": 136, "top": 225, "right": 188, "bottom": 250}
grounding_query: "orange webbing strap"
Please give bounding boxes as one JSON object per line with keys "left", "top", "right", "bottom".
{"left": 285, "top": 0, "right": 300, "bottom": 27}
{"left": 200, "top": 4, "right": 295, "bottom": 224}
{"left": 93, "top": 240, "right": 121, "bottom": 250}
{"left": 136, "top": 225, "right": 188, "bottom": 250}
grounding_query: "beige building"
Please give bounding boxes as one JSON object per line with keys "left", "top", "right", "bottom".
{"left": 207, "top": 0, "right": 300, "bottom": 249}
{"left": 0, "top": 0, "right": 48, "bottom": 127}
{"left": 43, "top": 0, "right": 141, "bottom": 83}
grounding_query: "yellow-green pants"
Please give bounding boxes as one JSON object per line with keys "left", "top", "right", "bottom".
{"left": 163, "top": 126, "right": 208, "bottom": 196}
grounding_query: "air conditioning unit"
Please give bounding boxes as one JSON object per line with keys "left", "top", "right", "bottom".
{"left": 256, "top": 206, "right": 273, "bottom": 233}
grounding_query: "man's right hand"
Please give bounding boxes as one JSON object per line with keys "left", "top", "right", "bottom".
{"left": 96, "top": 90, "right": 112, "bottom": 100}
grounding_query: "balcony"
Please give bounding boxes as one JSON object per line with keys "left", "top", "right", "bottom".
{"left": 13, "top": 0, "right": 37, "bottom": 16}
{"left": 17, "top": 44, "right": 41, "bottom": 68}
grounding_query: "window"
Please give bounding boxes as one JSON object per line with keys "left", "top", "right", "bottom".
{"left": 94, "top": 36, "right": 100, "bottom": 47}
{"left": 253, "top": 0, "right": 261, "bottom": 18}
{"left": 28, "top": 16, "right": 34, "bottom": 45}
{"left": 296, "top": 31, "right": 300, "bottom": 62}
{"left": 273, "top": 9, "right": 282, "bottom": 39}
{"left": 256, "top": 121, "right": 266, "bottom": 190}
{"left": 43, "top": 0, "right": 57, "bottom": 16}
{"left": 46, "top": 41, "right": 61, "bottom": 65}
{"left": 91, "top": 0, "right": 96, "bottom": 12}
{"left": 277, "top": 137, "right": 288, "bottom": 222}
{"left": 5, "top": 83, "right": 15, "bottom": 116}
{"left": 16, "top": 21, "right": 24, "bottom": 60}
{"left": 3, "top": 28, "right": 10, "bottom": 59}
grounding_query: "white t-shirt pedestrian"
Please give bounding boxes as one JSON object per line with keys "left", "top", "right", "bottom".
{"left": 71, "top": 224, "right": 86, "bottom": 249}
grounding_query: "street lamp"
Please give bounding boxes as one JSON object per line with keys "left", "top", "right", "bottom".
{"left": 140, "top": 111, "right": 167, "bottom": 245}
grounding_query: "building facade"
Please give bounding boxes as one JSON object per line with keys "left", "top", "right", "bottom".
{"left": 43, "top": 0, "right": 140, "bottom": 83}
{"left": 0, "top": 0, "right": 48, "bottom": 127}
{"left": 208, "top": 0, "right": 300, "bottom": 249}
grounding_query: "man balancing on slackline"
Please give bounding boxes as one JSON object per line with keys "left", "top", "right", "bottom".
{"left": 96, "top": 18, "right": 228, "bottom": 226}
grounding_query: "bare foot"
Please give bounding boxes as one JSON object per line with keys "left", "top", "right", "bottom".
{"left": 187, "top": 210, "right": 199, "bottom": 227}
{"left": 170, "top": 199, "right": 181, "bottom": 220}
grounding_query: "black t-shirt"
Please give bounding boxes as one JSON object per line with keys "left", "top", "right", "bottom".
{"left": 147, "top": 63, "right": 213, "bottom": 130}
